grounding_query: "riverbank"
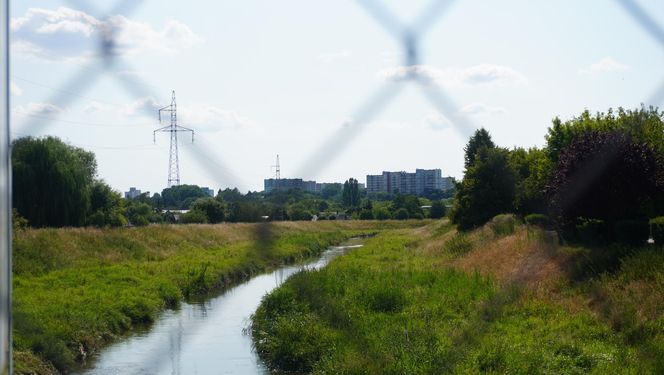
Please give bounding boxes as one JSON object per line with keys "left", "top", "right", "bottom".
{"left": 252, "top": 220, "right": 664, "bottom": 373}
{"left": 12, "top": 221, "right": 426, "bottom": 374}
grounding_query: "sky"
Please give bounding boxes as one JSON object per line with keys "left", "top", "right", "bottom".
{"left": 9, "top": 0, "right": 664, "bottom": 194}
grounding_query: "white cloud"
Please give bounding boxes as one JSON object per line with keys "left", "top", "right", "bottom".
{"left": 423, "top": 113, "right": 451, "bottom": 131}
{"left": 123, "top": 97, "right": 161, "bottom": 117}
{"left": 11, "top": 7, "right": 202, "bottom": 61}
{"left": 579, "top": 58, "right": 629, "bottom": 75}
{"left": 378, "top": 64, "right": 527, "bottom": 87}
{"left": 318, "top": 50, "right": 351, "bottom": 63}
{"left": 459, "top": 103, "right": 507, "bottom": 116}
{"left": 82, "top": 101, "right": 110, "bottom": 114}
{"left": 119, "top": 97, "right": 249, "bottom": 131}
{"left": 10, "top": 82, "right": 23, "bottom": 96}
{"left": 179, "top": 104, "right": 251, "bottom": 131}
{"left": 15, "top": 102, "right": 64, "bottom": 116}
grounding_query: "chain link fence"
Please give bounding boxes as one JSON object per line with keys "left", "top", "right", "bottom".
{"left": 2, "top": 0, "right": 663, "bottom": 372}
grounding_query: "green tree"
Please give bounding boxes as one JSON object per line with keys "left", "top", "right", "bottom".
{"left": 394, "top": 208, "right": 409, "bottom": 220}
{"left": 429, "top": 200, "right": 446, "bottom": 219}
{"left": 180, "top": 209, "right": 208, "bottom": 224}
{"left": 545, "top": 107, "right": 664, "bottom": 162}
{"left": 191, "top": 197, "right": 225, "bottom": 223}
{"left": 508, "top": 147, "right": 552, "bottom": 215}
{"left": 126, "top": 202, "right": 153, "bottom": 226}
{"left": 12, "top": 136, "right": 96, "bottom": 227}
{"left": 342, "top": 178, "right": 360, "bottom": 208}
{"left": 464, "top": 128, "right": 496, "bottom": 169}
{"left": 452, "top": 147, "right": 516, "bottom": 230}
{"left": 161, "top": 185, "right": 208, "bottom": 209}
{"left": 87, "top": 181, "right": 127, "bottom": 227}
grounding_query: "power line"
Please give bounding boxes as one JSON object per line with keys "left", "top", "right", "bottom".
{"left": 12, "top": 110, "right": 154, "bottom": 128}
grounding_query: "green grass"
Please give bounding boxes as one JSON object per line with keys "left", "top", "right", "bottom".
{"left": 12, "top": 221, "right": 424, "bottom": 374}
{"left": 252, "top": 222, "right": 660, "bottom": 374}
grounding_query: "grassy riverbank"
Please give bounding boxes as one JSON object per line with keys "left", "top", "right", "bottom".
{"left": 12, "top": 221, "right": 426, "bottom": 374}
{"left": 252, "top": 220, "right": 664, "bottom": 373}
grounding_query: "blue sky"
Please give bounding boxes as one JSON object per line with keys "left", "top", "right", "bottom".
{"left": 9, "top": 0, "right": 664, "bottom": 193}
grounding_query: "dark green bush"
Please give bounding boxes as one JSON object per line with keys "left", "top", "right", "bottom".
{"left": 614, "top": 219, "right": 649, "bottom": 246}
{"left": 179, "top": 209, "right": 208, "bottom": 224}
{"left": 525, "top": 213, "right": 550, "bottom": 228}
{"left": 651, "top": 217, "right": 664, "bottom": 245}
{"left": 359, "top": 209, "right": 374, "bottom": 220}
{"left": 576, "top": 218, "right": 607, "bottom": 246}
{"left": 394, "top": 208, "right": 409, "bottom": 220}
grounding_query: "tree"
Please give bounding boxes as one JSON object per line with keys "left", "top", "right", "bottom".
{"left": 452, "top": 147, "right": 516, "bottom": 230}
{"left": 191, "top": 197, "right": 225, "bottom": 223}
{"left": 321, "top": 183, "right": 342, "bottom": 200}
{"left": 430, "top": 201, "right": 446, "bottom": 219}
{"left": 545, "top": 106, "right": 664, "bottom": 163}
{"left": 87, "top": 181, "right": 127, "bottom": 227}
{"left": 161, "top": 185, "right": 208, "bottom": 209}
{"left": 180, "top": 209, "right": 208, "bottom": 224}
{"left": 12, "top": 136, "right": 96, "bottom": 227}
{"left": 359, "top": 210, "right": 374, "bottom": 220}
{"left": 548, "top": 130, "right": 664, "bottom": 236}
{"left": 464, "top": 128, "right": 495, "bottom": 169}
{"left": 394, "top": 208, "right": 409, "bottom": 220}
{"left": 342, "top": 178, "right": 360, "bottom": 208}
{"left": 126, "top": 202, "right": 153, "bottom": 226}
{"left": 508, "top": 147, "right": 552, "bottom": 215}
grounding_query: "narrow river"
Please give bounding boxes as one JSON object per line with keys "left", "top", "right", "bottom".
{"left": 77, "top": 239, "right": 363, "bottom": 375}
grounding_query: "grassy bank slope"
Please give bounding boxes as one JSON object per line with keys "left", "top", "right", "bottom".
{"left": 13, "top": 221, "right": 425, "bottom": 374}
{"left": 252, "top": 220, "right": 663, "bottom": 373}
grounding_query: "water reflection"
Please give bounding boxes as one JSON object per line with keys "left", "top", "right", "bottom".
{"left": 78, "top": 242, "right": 363, "bottom": 375}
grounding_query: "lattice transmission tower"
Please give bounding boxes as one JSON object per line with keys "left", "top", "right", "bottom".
{"left": 153, "top": 91, "right": 194, "bottom": 187}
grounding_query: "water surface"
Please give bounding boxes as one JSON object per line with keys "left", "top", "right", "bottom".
{"left": 78, "top": 240, "right": 363, "bottom": 375}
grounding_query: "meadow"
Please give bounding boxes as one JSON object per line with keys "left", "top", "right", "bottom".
{"left": 12, "top": 220, "right": 426, "bottom": 374}
{"left": 252, "top": 219, "right": 664, "bottom": 374}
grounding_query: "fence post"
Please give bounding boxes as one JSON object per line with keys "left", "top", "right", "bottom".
{"left": 0, "top": 0, "right": 11, "bottom": 372}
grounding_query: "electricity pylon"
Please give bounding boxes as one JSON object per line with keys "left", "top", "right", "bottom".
{"left": 153, "top": 90, "right": 194, "bottom": 187}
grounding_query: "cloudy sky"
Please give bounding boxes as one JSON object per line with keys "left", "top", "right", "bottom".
{"left": 9, "top": 0, "right": 664, "bottom": 194}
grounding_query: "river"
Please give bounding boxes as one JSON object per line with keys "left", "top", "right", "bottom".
{"left": 77, "top": 239, "right": 363, "bottom": 375}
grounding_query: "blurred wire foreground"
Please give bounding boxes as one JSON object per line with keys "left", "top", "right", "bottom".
{"left": 0, "top": 0, "right": 11, "bottom": 372}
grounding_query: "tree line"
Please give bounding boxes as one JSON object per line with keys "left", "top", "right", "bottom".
{"left": 11, "top": 136, "right": 450, "bottom": 228}
{"left": 451, "top": 106, "right": 664, "bottom": 245}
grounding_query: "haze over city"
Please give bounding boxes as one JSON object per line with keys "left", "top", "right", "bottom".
{"left": 9, "top": 0, "right": 664, "bottom": 194}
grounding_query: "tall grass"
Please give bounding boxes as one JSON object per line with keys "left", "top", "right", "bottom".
{"left": 252, "top": 221, "right": 661, "bottom": 374}
{"left": 12, "top": 221, "right": 421, "bottom": 374}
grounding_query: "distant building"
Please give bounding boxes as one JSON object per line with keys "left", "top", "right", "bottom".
{"left": 264, "top": 178, "right": 316, "bottom": 193}
{"left": 366, "top": 169, "right": 451, "bottom": 196}
{"left": 201, "top": 187, "right": 215, "bottom": 197}
{"left": 265, "top": 179, "right": 366, "bottom": 194}
{"left": 124, "top": 187, "right": 142, "bottom": 199}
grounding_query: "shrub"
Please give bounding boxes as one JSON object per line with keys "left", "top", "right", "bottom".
{"left": 524, "top": 213, "right": 551, "bottom": 228}
{"left": 359, "top": 210, "right": 374, "bottom": 220}
{"left": 374, "top": 208, "right": 391, "bottom": 221}
{"left": 444, "top": 233, "right": 473, "bottom": 255}
{"left": 179, "top": 209, "right": 208, "bottom": 224}
{"left": 394, "top": 208, "right": 409, "bottom": 220}
{"left": 575, "top": 218, "right": 607, "bottom": 245}
{"left": 489, "top": 214, "right": 516, "bottom": 237}
{"left": 430, "top": 200, "right": 446, "bottom": 219}
{"left": 651, "top": 217, "right": 664, "bottom": 245}
{"left": 614, "top": 219, "right": 649, "bottom": 246}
